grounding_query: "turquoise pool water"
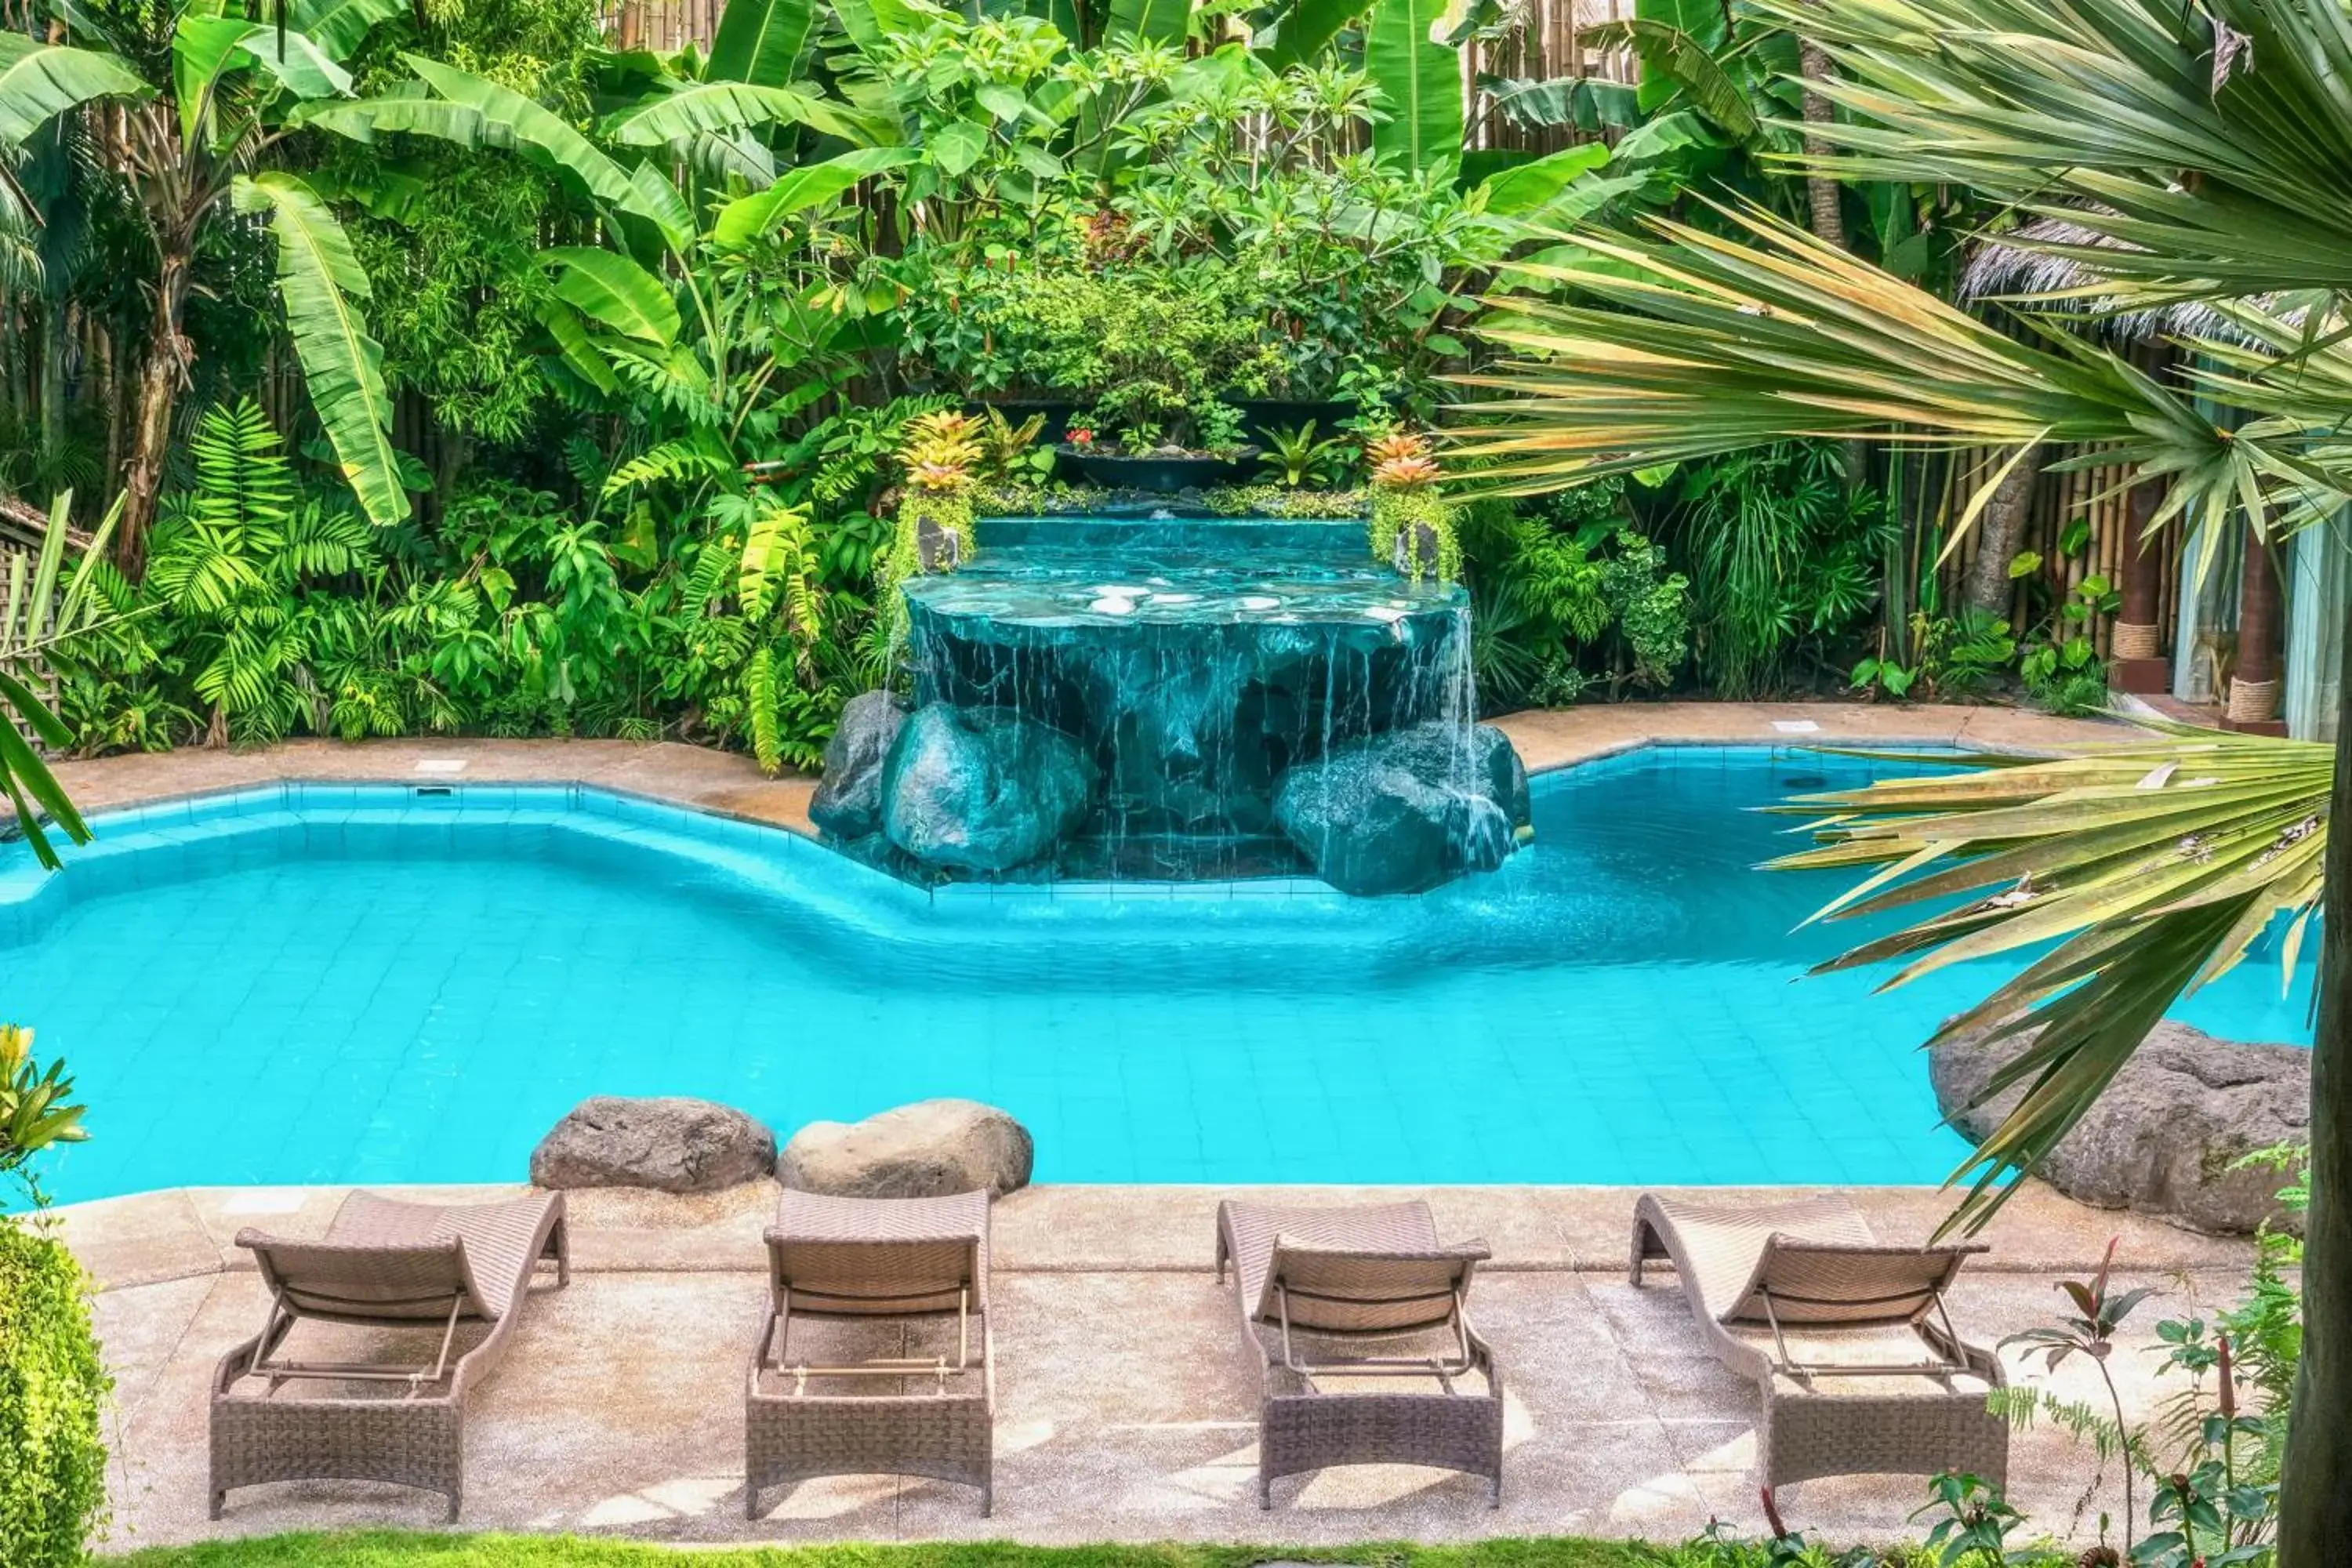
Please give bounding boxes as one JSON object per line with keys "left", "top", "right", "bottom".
{"left": 2, "top": 748, "right": 2314, "bottom": 1203}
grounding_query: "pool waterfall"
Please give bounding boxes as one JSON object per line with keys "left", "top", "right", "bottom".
{"left": 811, "top": 509, "right": 1533, "bottom": 894}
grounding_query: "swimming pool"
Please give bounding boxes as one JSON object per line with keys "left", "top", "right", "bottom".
{"left": 2, "top": 747, "right": 2315, "bottom": 1203}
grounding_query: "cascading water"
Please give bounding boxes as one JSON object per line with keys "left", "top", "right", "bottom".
{"left": 808, "top": 509, "right": 1533, "bottom": 895}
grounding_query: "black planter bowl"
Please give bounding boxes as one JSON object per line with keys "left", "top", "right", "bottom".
{"left": 1055, "top": 445, "right": 1261, "bottom": 493}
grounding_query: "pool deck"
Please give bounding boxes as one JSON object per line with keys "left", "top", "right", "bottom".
{"left": 24, "top": 699, "right": 2131, "bottom": 842}
{"left": 63, "top": 1178, "right": 2252, "bottom": 1554}
{"left": 32, "top": 702, "right": 2218, "bottom": 1554}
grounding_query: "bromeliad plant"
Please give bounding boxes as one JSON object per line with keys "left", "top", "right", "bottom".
{"left": 1367, "top": 429, "right": 1460, "bottom": 582}
{"left": 878, "top": 410, "right": 982, "bottom": 621}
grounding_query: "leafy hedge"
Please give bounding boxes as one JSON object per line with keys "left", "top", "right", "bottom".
{"left": 0, "top": 1217, "right": 111, "bottom": 1566}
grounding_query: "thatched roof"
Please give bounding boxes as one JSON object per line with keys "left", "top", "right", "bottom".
{"left": 1957, "top": 215, "right": 2280, "bottom": 344}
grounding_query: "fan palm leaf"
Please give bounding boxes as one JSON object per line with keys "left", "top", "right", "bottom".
{"left": 1447, "top": 202, "right": 2314, "bottom": 547}
{"left": 1761, "top": 722, "right": 2326, "bottom": 1232}
{"left": 1749, "top": 0, "right": 2352, "bottom": 303}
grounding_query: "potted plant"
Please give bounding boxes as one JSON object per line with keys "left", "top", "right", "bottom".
{"left": 1367, "top": 430, "right": 1459, "bottom": 583}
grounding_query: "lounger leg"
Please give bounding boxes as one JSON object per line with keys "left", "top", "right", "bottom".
{"left": 445, "top": 1489, "right": 461, "bottom": 1524}
{"left": 209, "top": 1490, "right": 227, "bottom": 1521}
{"left": 745, "top": 1483, "right": 760, "bottom": 1522}
{"left": 981, "top": 1479, "right": 993, "bottom": 1518}
{"left": 547, "top": 1216, "right": 572, "bottom": 1288}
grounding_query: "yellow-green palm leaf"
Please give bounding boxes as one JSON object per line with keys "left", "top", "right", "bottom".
{"left": 1766, "top": 720, "right": 2326, "bottom": 1233}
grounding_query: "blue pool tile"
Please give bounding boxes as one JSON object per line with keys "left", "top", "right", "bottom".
{"left": 2, "top": 758, "right": 2319, "bottom": 1204}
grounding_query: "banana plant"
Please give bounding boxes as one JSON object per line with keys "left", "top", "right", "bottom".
{"left": 2, "top": 491, "right": 127, "bottom": 869}
{"left": 0, "top": 0, "right": 426, "bottom": 565}
{"left": 307, "top": 53, "right": 902, "bottom": 767}
{"left": 1364, "top": 0, "right": 1461, "bottom": 175}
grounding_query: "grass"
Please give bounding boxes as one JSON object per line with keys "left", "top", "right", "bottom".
{"left": 100, "top": 1534, "right": 2068, "bottom": 1568}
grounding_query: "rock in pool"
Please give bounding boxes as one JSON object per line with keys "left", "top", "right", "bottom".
{"left": 1274, "top": 720, "right": 1531, "bottom": 896}
{"left": 881, "top": 704, "right": 1096, "bottom": 873}
{"left": 529, "top": 1096, "right": 777, "bottom": 1193}
{"left": 1933, "top": 1020, "right": 2310, "bottom": 1235}
{"left": 808, "top": 690, "right": 908, "bottom": 841}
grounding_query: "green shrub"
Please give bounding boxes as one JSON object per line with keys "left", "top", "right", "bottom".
{"left": 0, "top": 1216, "right": 111, "bottom": 1566}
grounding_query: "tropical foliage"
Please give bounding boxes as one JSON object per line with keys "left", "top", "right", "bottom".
{"left": 1450, "top": 0, "right": 2352, "bottom": 1557}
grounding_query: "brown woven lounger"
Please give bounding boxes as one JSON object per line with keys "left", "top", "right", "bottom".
{"left": 1629, "top": 1192, "right": 2008, "bottom": 1496}
{"left": 210, "top": 1189, "right": 569, "bottom": 1520}
{"left": 1216, "top": 1198, "right": 1501, "bottom": 1508}
{"left": 746, "top": 1188, "right": 995, "bottom": 1517}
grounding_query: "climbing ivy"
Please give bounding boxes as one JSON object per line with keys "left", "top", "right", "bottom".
{"left": 1370, "top": 488, "right": 1462, "bottom": 584}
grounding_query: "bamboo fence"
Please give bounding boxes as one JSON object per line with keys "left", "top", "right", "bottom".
{"left": 1926, "top": 445, "right": 2187, "bottom": 661}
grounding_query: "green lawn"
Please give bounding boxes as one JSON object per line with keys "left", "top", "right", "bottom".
{"left": 97, "top": 1535, "right": 1970, "bottom": 1568}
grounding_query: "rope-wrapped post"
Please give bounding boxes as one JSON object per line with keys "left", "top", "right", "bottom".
{"left": 2223, "top": 517, "right": 2290, "bottom": 735}
{"left": 2111, "top": 473, "right": 2172, "bottom": 693}
{"left": 2227, "top": 675, "right": 2285, "bottom": 728}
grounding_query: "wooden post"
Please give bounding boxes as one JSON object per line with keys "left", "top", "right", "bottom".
{"left": 2224, "top": 518, "right": 2288, "bottom": 735}
{"left": 2111, "top": 473, "right": 2171, "bottom": 693}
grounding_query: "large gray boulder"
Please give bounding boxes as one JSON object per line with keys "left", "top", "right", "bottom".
{"left": 809, "top": 690, "right": 908, "bottom": 841}
{"left": 880, "top": 704, "right": 1095, "bottom": 873}
{"left": 1933, "top": 1021, "right": 2309, "bottom": 1234}
{"left": 1273, "top": 720, "right": 1530, "bottom": 895}
{"left": 778, "top": 1099, "right": 1033, "bottom": 1200}
{"left": 529, "top": 1096, "right": 777, "bottom": 1193}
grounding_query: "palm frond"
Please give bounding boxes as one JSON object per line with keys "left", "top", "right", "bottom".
{"left": 1448, "top": 202, "right": 2291, "bottom": 548}
{"left": 1752, "top": 0, "right": 2352, "bottom": 303}
{"left": 1764, "top": 720, "right": 2328, "bottom": 1232}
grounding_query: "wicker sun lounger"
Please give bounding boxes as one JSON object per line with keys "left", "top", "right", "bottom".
{"left": 210, "top": 1189, "right": 570, "bottom": 1520}
{"left": 746, "top": 1187, "right": 995, "bottom": 1517}
{"left": 1216, "top": 1198, "right": 1502, "bottom": 1508}
{"left": 1629, "top": 1192, "right": 2008, "bottom": 1495}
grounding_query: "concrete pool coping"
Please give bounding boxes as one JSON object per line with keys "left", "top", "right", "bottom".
{"left": 18, "top": 699, "right": 2130, "bottom": 847}
{"left": 64, "top": 1179, "right": 2259, "bottom": 1553}
{"left": 51, "top": 1177, "right": 2256, "bottom": 1295}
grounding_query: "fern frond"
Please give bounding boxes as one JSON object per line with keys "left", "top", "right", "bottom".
{"left": 189, "top": 398, "right": 295, "bottom": 535}
{"left": 601, "top": 437, "right": 729, "bottom": 501}
{"left": 681, "top": 535, "right": 738, "bottom": 620}
{"left": 746, "top": 644, "right": 781, "bottom": 775}
{"left": 562, "top": 434, "right": 611, "bottom": 498}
